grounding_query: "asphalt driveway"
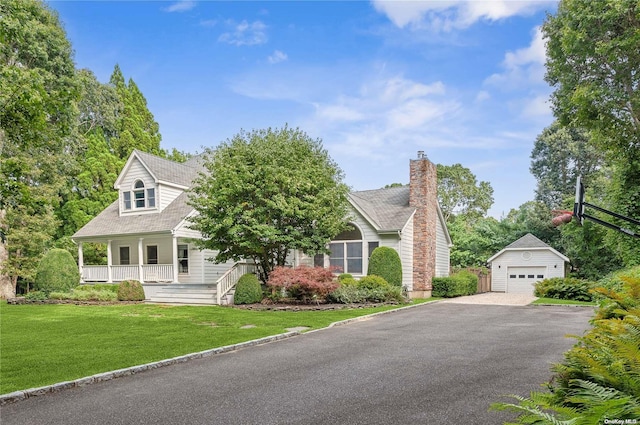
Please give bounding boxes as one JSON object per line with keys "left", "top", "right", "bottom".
{"left": 1, "top": 303, "right": 593, "bottom": 424}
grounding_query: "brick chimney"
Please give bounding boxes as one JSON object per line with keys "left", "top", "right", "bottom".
{"left": 409, "top": 151, "right": 437, "bottom": 295}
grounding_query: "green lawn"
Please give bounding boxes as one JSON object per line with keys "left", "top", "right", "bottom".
{"left": 531, "top": 297, "right": 597, "bottom": 306}
{"left": 0, "top": 301, "right": 430, "bottom": 394}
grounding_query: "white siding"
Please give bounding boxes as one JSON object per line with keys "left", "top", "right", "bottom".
{"left": 174, "top": 216, "right": 201, "bottom": 239}
{"left": 118, "top": 159, "right": 157, "bottom": 216}
{"left": 159, "top": 184, "right": 184, "bottom": 212}
{"left": 435, "top": 218, "right": 450, "bottom": 277}
{"left": 400, "top": 216, "right": 414, "bottom": 290}
{"left": 490, "top": 248, "right": 566, "bottom": 292}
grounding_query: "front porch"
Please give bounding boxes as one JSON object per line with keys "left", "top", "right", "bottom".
{"left": 81, "top": 264, "right": 175, "bottom": 283}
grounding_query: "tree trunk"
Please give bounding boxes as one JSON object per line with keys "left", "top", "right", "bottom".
{"left": 0, "top": 209, "right": 14, "bottom": 298}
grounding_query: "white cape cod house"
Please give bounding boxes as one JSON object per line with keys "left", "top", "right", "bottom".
{"left": 72, "top": 150, "right": 451, "bottom": 304}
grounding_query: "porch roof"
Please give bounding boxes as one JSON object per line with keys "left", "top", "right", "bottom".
{"left": 72, "top": 192, "right": 194, "bottom": 240}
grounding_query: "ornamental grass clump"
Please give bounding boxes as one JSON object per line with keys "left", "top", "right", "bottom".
{"left": 534, "top": 277, "right": 594, "bottom": 302}
{"left": 267, "top": 266, "right": 338, "bottom": 303}
{"left": 234, "top": 273, "right": 263, "bottom": 305}
{"left": 117, "top": 280, "right": 145, "bottom": 301}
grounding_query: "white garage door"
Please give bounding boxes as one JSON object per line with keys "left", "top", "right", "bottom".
{"left": 507, "top": 267, "right": 546, "bottom": 294}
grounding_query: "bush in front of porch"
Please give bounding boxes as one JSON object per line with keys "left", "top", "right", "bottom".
{"left": 34, "top": 248, "right": 80, "bottom": 295}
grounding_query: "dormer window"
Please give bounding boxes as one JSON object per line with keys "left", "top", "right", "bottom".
{"left": 123, "top": 180, "right": 156, "bottom": 210}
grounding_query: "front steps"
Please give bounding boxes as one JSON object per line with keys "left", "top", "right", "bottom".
{"left": 148, "top": 284, "right": 234, "bottom": 306}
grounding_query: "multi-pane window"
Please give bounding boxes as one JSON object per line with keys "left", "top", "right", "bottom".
{"left": 123, "top": 192, "right": 132, "bottom": 210}
{"left": 147, "top": 188, "right": 155, "bottom": 207}
{"left": 123, "top": 180, "right": 156, "bottom": 210}
{"left": 178, "top": 244, "right": 189, "bottom": 273}
{"left": 134, "top": 180, "right": 145, "bottom": 208}
{"left": 328, "top": 224, "right": 363, "bottom": 274}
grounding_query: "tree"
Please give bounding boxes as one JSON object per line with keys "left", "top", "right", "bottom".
{"left": 109, "top": 64, "right": 163, "bottom": 159}
{"left": 543, "top": 0, "right": 640, "bottom": 156}
{"left": 543, "top": 0, "right": 640, "bottom": 265}
{"left": 530, "top": 122, "right": 605, "bottom": 209}
{"left": 436, "top": 163, "right": 494, "bottom": 222}
{"left": 0, "top": 0, "right": 79, "bottom": 296}
{"left": 188, "top": 126, "right": 351, "bottom": 283}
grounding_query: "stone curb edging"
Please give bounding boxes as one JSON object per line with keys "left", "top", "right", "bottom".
{"left": 0, "top": 300, "right": 438, "bottom": 406}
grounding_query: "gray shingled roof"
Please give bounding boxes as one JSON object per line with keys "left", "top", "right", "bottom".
{"left": 504, "top": 233, "right": 550, "bottom": 249}
{"left": 132, "top": 150, "right": 204, "bottom": 188}
{"left": 72, "top": 192, "right": 194, "bottom": 239}
{"left": 348, "top": 186, "right": 415, "bottom": 231}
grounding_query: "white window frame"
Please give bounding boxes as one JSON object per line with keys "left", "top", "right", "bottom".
{"left": 178, "top": 244, "right": 189, "bottom": 274}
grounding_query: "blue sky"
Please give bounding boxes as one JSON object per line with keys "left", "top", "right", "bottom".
{"left": 50, "top": 0, "right": 558, "bottom": 218}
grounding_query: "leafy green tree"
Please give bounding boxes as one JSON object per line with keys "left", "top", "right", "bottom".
{"left": 530, "top": 122, "right": 605, "bottom": 209}
{"left": 543, "top": 0, "right": 640, "bottom": 266}
{"left": 447, "top": 215, "right": 511, "bottom": 268}
{"left": 109, "top": 64, "right": 163, "bottom": 159}
{"left": 436, "top": 163, "right": 494, "bottom": 223}
{"left": 0, "top": 0, "right": 79, "bottom": 296}
{"left": 189, "top": 126, "right": 351, "bottom": 283}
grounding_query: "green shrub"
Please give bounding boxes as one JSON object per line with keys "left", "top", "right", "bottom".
{"left": 234, "top": 273, "right": 263, "bottom": 305}
{"left": 24, "top": 291, "right": 47, "bottom": 301}
{"left": 338, "top": 273, "right": 353, "bottom": 282}
{"left": 117, "top": 280, "right": 145, "bottom": 301}
{"left": 432, "top": 272, "right": 477, "bottom": 298}
{"left": 33, "top": 248, "right": 80, "bottom": 295}
{"left": 339, "top": 277, "right": 358, "bottom": 286}
{"left": 534, "top": 277, "right": 594, "bottom": 302}
{"left": 357, "top": 275, "right": 390, "bottom": 290}
{"left": 76, "top": 284, "right": 119, "bottom": 293}
{"left": 328, "top": 283, "right": 404, "bottom": 304}
{"left": 367, "top": 246, "right": 402, "bottom": 287}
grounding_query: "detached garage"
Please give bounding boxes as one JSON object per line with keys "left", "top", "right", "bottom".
{"left": 487, "top": 233, "right": 569, "bottom": 295}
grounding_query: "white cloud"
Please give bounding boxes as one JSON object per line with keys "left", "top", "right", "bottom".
{"left": 164, "top": 1, "right": 196, "bottom": 13}
{"left": 371, "top": 0, "right": 554, "bottom": 31}
{"left": 475, "top": 90, "right": 490, "bottom": 102}
{"left": 268, "top": 50, "right": 288, "bottom": 64}
{"left": 483, "top": 26, "right": 551, "bottom": 120}
{"left": 218, "top": 20, "right": 268, "bottom": 46}
{"left": 484, "top": 26, "right": 546, "bottom": 89}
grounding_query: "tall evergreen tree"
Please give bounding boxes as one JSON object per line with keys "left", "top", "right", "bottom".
{"left": 109, "top": 64, "right": 162, "bottom": 159}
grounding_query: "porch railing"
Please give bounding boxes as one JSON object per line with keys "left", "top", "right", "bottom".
{"left": 82, "top": 265, "right": 109, "bottom": 282}
{"left": 81, "top": 264, "right": 174, "bottom": 283}
{"left": 142, "top": 264, "right": 174, "bottom": 282}
{"left": 112, "top": 265, "right": 140, "bottom": 282}
{"left": 216, "top": 262, "right": 256, "bottom": 304}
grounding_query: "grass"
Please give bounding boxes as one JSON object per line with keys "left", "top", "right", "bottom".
{"left": 0, "top": 300, "right": 432, "bottom": 394}
{"left": 531, "top": 297, "right": 597, "bottom": 306}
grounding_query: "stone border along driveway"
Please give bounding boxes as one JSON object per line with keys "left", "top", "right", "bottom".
{"left": 0, "top": 301, "right": 438, "bottom": 406}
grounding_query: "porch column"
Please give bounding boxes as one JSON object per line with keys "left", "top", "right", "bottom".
{"left": 107, "top": 240, "right": 113, "bottom": 283}
{"left": 172, "top": 235, "right": 179, "bottom": 283}
{"left": 77, "top": 242, "right": 84, "bottom": 283}
{"left": 138, "top": 238, "right": 144, "bottom": 283}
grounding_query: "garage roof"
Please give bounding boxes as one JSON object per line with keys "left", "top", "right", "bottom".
{"left": 487, "top": 233, "right": 570, "bottom": 263}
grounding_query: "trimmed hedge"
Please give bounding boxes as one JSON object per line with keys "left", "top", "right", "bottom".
{"left": 367, "top": 246, "right": 402, "bottom": 287}
{"left": 34, "top": 248, "right": 80, "bottom": 295}
{"left": 432, "top": 271, "right": 478, "bottom": 298}
{"left": 117, "top": 280, "right": 145, "bottom": 301}
{"left": 234, "top": 273, "right": 263, "bottom": 305}
{"left": 76, "top": 284, "right": 119, "bottom": 293}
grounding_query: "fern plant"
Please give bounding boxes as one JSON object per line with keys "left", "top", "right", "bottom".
{"left": 491, "top": 271, "right": 640, "bottom": 424}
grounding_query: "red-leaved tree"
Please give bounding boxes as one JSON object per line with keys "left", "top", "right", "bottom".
{"left": 267, "top": 266, "right": 339, "bottom": 303}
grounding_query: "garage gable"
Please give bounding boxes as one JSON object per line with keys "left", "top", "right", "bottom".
{"left": 487, "top": 234, "right": 570, "bottom": 294}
